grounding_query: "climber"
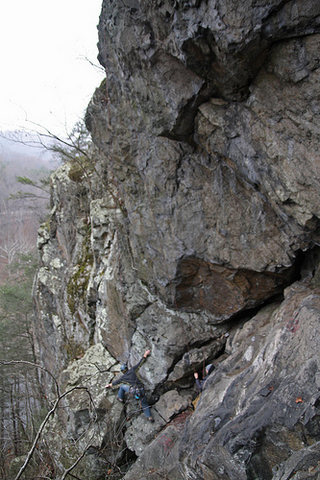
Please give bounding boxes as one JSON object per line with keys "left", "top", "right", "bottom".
{"left": 194, "top": 363, "right": 215, "bottom": 393}
{"left": 105, "top": 349, "right": 154, "bottom": 422}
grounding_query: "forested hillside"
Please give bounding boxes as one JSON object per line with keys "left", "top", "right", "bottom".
{"left": 0, "top": 135, "right": 55, "bottom": 280}
{"left": 0, "top": 135, "right": 56, "bottom": 478}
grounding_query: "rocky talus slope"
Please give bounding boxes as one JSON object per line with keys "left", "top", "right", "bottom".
{"left": 33, "top": 1, "right": 320, "bottom": 478}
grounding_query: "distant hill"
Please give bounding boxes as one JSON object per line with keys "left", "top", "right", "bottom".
{"left": 0, "top": 132, "right": 59, "bottom": 209}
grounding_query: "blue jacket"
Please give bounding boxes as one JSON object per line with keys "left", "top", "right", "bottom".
{"left": 195, "top": 376, "right": 208, "bottom": 392}
{"left": 195, "top": 364, "right": 214, "bottom": 392}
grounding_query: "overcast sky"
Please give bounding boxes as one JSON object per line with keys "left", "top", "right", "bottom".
{"left": 0, "top": 0, "right": 104, "bottom": 138}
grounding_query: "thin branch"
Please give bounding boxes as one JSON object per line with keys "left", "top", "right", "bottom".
{"left": 0, "top": 131, "right": 46, "bottom": 150}
{"left": 78, "top": 55, "right": 105, "bottom": 74}
{"left": 25, "top": 120, "right": 91, "bottom": 160}
{"left": 14, "top": 386, "right": 91, "bottom": 480}
{"left": 0, "top": 360, "right": 60, "bottom": 397}
{"left": 14, "top": 395, "right": 60, "bottom": 480}
{"left": 65, "top": 473, "right": 83, "bottom": 480}
{"left": 61, "top": 448, "right": 88, "bottom": 480}
{"left": 9, "top": 192, "right": 49, "bottom": 201}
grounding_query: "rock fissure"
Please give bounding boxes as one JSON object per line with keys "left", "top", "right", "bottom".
{"left": 171, "top": 255, "right": 298, "bottom": 316}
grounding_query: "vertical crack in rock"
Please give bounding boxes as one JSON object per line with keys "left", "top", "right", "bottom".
{"left": 154, "top": 333, "right": 227, "bottom": 395}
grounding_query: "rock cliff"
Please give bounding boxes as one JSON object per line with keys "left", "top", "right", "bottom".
{"left": 33, "top": 1, "right": 320, "bottom": 479}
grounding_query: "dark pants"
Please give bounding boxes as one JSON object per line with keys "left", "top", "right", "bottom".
{"left": 117, "top": 384, "right": 152, "bottom": 418}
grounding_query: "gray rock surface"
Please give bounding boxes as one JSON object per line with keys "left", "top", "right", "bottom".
{"left": 179, "top": 283, "right": 320, "bottom": 479}
{"left": 31, "top": 0, "right": 320, "bottom": 478}
{"left": 88, "top": 1, "right": 320, "bottom": 314}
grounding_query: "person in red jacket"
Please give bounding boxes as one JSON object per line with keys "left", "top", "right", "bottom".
{"left": 106, "top": 349, "right": 154, "bottom": 422}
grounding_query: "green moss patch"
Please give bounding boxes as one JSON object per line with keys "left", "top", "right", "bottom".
{"left": 67, "top": 226, "right": 93, "bottom": 315}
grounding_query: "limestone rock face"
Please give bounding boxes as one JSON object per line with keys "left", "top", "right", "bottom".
{"left": 34, "top": 164, "right": 93, "bottom": 377}
{"left": 122, "top": 284, "right": 320, "bottom": 480}
{"left": 179, "top": 283, "right": 320, "bottom": 480}
{"left": 32, "top": 0, "right": 320, "bottom": 478}
{"left": 88, "top": 0, "right": 320, "bottom": 312}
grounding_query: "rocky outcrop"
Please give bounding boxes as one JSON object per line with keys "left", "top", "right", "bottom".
{"left": 123, "top": 282, "right": 320, "bottom": 480}
{"left": 32, "top": 1, "right": 320, "bottom": 479}
{"left": 179, "top": 283, "right": 320, "bottom": 480}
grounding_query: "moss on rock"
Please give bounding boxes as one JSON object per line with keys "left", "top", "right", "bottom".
{"left": 67, "top": 225, "right": 93, "bottom": 315}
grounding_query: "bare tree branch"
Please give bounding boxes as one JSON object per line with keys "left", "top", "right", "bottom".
{"left": 0, "top": 359, "right": 100, "bottom": 479}
{"left": 13, "top": 386, "right": 93, "bottom": 480}
{"left": 61, "top": 447, "right": 88, "bottom": 480}
{"left": 0, "top": 360, "right": 60, "bottom": 397}
{"left": 78, "top": 55, "right": 105, "bottom": 74}
{"left": 24, "top": 120, "right": 92, "bottom": 161}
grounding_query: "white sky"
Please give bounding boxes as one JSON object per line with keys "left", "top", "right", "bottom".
{"left": 0, "top": 0, "right": 104, "bottom": 137}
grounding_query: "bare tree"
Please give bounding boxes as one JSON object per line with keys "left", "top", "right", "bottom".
{"left": 1, "top": 119, "right": 127, "bottom": 214}
{"left": 0, "top": 360, "right": 106, "bottom": 480}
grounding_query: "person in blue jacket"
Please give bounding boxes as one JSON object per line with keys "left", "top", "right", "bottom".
{"left": 194, "top": 363, "right": 214, "bottom": 392}
{"left": 106, "top": 349, "right": 154, "bottom": 422}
